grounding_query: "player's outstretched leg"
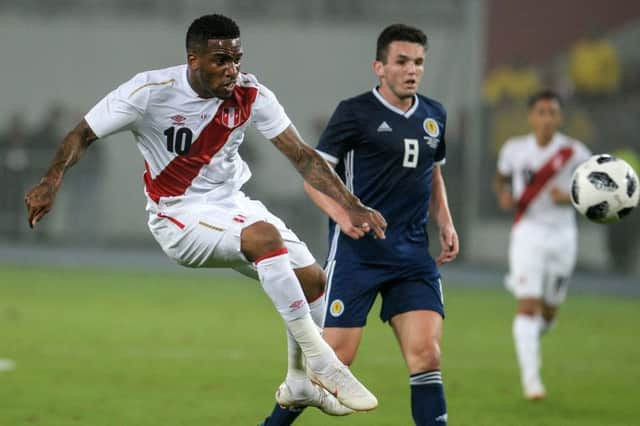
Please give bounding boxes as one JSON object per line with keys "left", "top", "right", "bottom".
{"left": 513, "top": 313, "right": 546, "bottom": 400}
{"left": 262, "top": 293, "right": 353, "bottom": 424}
{"left": 244, "top": 222, "right": 377, "bottom": 412}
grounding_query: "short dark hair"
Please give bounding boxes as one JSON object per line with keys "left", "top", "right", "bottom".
{"left": 376, "top": 24, "right": 428, "bottom": 63}
{"left": 528, "top": 89, "right": 563, "bottom": 109}
{"left": 186, "top": 14, "right": 240, "bottom": 52}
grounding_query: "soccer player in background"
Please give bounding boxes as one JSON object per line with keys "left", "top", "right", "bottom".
{"left": 24, "top": 13, "right": 387, "bottom": 414}
{"left": 260, "top": 24, "right": 458, "bottom": 426}
{"left": 494, "top": 90, "right": 591, "bottom": 400}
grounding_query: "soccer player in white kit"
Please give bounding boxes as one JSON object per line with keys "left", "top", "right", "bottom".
{"left": 24, "top": 14, "right": 386, "bottom": 414}
{"left": 494, "top": 90, "right": 590, "bottom": 400}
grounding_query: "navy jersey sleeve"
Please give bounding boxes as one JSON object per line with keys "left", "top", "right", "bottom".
{"left": 434, "top": 110, "right": 447, "bottom": 164}
{"left": 316, "top": 100, "right": 360, "bottom": 164}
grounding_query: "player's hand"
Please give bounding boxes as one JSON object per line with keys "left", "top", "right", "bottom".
{"left": 340, "top": 203, "right": 387, "bottom": 240}
{"left": 436, "top": 222, "right": 459, "bottom": 265}
{"left": 550, "top": 186, "right": 570, "bottom": 204}
{"left": 25, "top": 179, "right": 58, "bottom": 229}
{"left": 497, "top": 191, "right": 514, "bottom": 211}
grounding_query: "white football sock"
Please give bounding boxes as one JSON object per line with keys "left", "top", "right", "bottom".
{"left": 309, "top": 294, "right": 327, "bottom": 329}
{"left": 255, "top": 250, "right": 335, "bottom": 374}
{"left": 286, "top": 329, "right": 307, "bottom": 381}
{"left": 255, "top": 249, "right": 310, "bottom": 322}
{"left": 286, "top": 294, "right": 327, "bottom": 382}
{"left": 287, "top": 314, "right": 336, "bottom": 374}
{"left": 513, "top": 314, "right": 543, "bottom": 384}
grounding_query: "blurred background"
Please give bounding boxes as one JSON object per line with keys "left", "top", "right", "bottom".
{"left": 2, "top": 2, "right": 640, "bottom": 425}
{"left": 1, "top": 0, "right": 639, "bottom": 281}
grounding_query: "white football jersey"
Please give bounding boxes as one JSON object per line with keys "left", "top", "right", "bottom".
{"left": 85, "top": 65, "right": 291, "bottom": 203}
{"left": 498, "top": 132, "right": 591, "bottom": 227}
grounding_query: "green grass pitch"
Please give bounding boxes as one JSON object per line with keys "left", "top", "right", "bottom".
{"left": 0, "top": 265, "right": 638, "bottom": 425}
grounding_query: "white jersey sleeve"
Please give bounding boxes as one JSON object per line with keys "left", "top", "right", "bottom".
{"left": 573, "top": 140, "right": 592, "bottom": 165}
{"left": 497, "top": 139, "right": 515, "bottom": 176}
{"left": 251, "top": 83, "right": 291, "bottom": 139}
{"left": 85, "top": 72, "right": 152, "bottom": 138}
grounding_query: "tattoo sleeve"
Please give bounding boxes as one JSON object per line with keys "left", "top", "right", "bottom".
{"left": 271, "top": 126, "right": 358, "bottom": 210}
{"left": 42, "top": 119, "right": 98, "bottom": 188}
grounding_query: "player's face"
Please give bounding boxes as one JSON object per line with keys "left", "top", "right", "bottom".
{"left": 529, "top": 99, "right": 562, "bottom": 142}
{"left": 188, "top": 38, "right": 243, "bottom": 99}
{"left": 374, "top": 41, "right": 425, "bottom": 100}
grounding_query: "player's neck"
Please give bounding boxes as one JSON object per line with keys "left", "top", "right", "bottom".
{"left": 377, "top": 86, "right": 414, "bottom": 112}
{"left": 535, "top": 133, "right": 554, "bottom": 147}
{"left": 186, "top": 70, "right": 212, "bottom": 98}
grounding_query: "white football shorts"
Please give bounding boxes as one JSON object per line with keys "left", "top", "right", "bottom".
{"left": 146, "top": 191, "right": 316, "bottom": 278}
{"left": 505, "top": 220, "right": 577, "bottom": 306}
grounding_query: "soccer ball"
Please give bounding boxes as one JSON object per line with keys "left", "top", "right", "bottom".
{"left": 570, "top": 154, "right": 639, "bottom": 224}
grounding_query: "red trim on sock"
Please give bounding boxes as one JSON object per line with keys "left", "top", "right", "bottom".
{"left": 254, "top": 247, "right": 289, "bottom": 264}
{"left": 309, "top": 291, "right": 325, "bottom": 304}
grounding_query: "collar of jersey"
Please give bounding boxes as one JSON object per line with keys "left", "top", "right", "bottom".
{"left": 372, "top": 87, "right": 419, "bottom": 118}
{"left": 529, "top": 132, "right": 562, "bottom": 151}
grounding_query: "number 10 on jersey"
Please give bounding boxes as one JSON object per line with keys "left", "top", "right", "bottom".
{"left": 164, "top": 127, "right": 193, "bottom": 155}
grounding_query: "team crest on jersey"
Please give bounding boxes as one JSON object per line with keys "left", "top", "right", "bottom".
{"left": 329, "top": 299, "right": 345, "bottom": 317}
{"left": 423, "top": 118, "right": 440, "bottom": 138}
{"left": 221, "top": 106, "right": 241, "bottom": 128}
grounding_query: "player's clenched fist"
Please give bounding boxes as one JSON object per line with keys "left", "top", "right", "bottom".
{"left": 25, "top": 180, "right": 58, "bottom": 229}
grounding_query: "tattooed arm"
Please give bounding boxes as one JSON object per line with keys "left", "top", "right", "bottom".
{"left": 271, "top": 125, "right": 386, "bottom": 239}
{"left": 25, "top": 119, "right": 98, "bottom": 228}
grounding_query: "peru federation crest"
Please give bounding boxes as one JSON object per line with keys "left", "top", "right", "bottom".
{"left": 221, "top": 106, "right": 241, "bottom": 128}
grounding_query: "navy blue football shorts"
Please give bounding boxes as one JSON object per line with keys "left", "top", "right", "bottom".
{"left": 323, "top": 261, "right": 445, "bottom": 328}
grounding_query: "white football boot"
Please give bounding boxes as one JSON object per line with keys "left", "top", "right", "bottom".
{"left": 307, "top": 361, "right": 378, "bottom": 411}
{"left": 275, "top": 380, "right": 353, "bottom": 416}
{"left": 523, "top": 376, "right": 546, "bottom": 400}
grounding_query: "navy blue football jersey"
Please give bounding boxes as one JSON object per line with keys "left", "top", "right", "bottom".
{"left": 316, "top": 88, "right": 446, "bottom": 280}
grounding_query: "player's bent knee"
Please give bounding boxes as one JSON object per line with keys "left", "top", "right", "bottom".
{"left": 408, "top": 341, "right": 441, "bottom": 372}
{"left": 517, "top": 298, "right": 543, "bottom": 316}
{"left": 241, "top": 221, "right": 285, "bottom": 262}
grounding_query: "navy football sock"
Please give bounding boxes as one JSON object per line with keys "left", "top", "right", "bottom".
{"left": 410, "top": 370, "right": 447, "bottom": 425}
{"left": 262, "top": 404, "right": 305, "bottom": 425}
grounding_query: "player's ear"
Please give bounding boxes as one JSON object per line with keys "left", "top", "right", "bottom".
{"left": 187, "top": 51, "right": 200, "bottom": 71}
{"left": 373, "top": 60, "right": 384, "bottom": 78}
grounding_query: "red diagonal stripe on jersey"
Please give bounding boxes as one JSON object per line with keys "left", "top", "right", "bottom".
{"left": 144, "top": 85, "right": 259, "bottom": 203}
{"left": 514, "top": 146, "right": 574, "bottom": 224}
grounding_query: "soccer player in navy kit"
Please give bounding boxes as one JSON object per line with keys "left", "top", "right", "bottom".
{"left": 260, "top": 24, "right": 458, "bottom": 426}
